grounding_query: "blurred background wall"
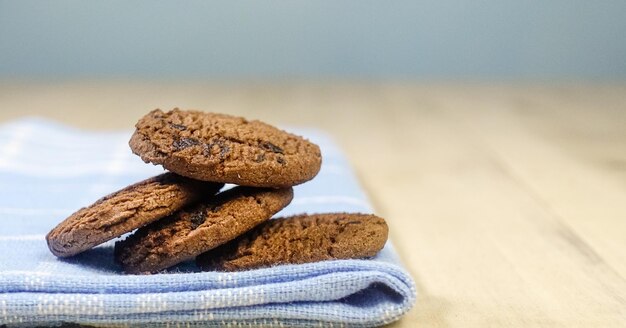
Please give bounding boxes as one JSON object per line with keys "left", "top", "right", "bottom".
{"left": 1, "top": 0, "right": 625, "bottom": 80}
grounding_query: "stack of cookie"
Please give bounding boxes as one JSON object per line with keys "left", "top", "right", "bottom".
{"left": 46, "top": 109, "right": 388, "bottom": 274}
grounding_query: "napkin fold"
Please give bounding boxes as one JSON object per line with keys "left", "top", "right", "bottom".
{"left": 0, "top": 118, "right": 416, "bottom": 327}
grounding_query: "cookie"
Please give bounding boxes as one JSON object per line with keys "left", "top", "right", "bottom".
{"left": 46, "top": 173, "right": 223, "bottom": 257}
{"left": 114, "top": 186, "right": 294, "bottom": 274}
{"left": 196, "top": 213, "right": 388, "bottom": 271}
{"left": 129, "top": 109, "right": 322, "bottom": 188}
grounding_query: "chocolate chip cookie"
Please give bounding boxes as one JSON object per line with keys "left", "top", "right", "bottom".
{"left": 196, "top": 213, "right": 388, "bottom": 271}
{"left": 46, "top": 173, "right": 223, "bottom": 257}
{"left": 114, "top": 186, "right": 294, "bottom": 274}
{"left": 129, "top": 109, "right": 322, "bottom": 188}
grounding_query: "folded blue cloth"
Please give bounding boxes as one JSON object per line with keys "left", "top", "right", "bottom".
{"left": 0, "top": 118, "right": 416, "bottom": 327}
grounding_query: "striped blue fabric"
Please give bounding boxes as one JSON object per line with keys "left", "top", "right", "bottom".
{"left": 0, "top": 118, "right": 416, "bottom": 327}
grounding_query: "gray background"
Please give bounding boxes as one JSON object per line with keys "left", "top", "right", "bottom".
{"left": 1, "top": 0, "right": 626, "bottom": 80}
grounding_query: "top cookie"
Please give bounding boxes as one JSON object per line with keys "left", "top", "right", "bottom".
{"left": 46, "top": 173, "right": 223, "bottom": 257}
{"left": 129, "top": 109, "right": 322, "bottom": 187}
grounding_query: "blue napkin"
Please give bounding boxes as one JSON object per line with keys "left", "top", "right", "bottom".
{"left": 0, "top": 118, "right": 416, "bottom": 327}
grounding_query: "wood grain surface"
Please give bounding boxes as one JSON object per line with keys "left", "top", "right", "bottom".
{"left": 1, "top": 82, "right": 625, "bottom": 327}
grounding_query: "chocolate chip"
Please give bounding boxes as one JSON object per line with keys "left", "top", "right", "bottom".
{"left": 173, "top": 137, "right": 200, "bottom": 151}
{"left": 219, "top": 144, "right": 230, "bottom": 158}
{"left": 204, "top": 139, "right": 230, "bottom": 159}
{"left": 189, "top": 210, "right": 207, "bottom": 230}
{"left": 153, "top": 234, "right": 166, "bottom": 245}
{"left": 169, "top": 123, "right": 187, "bottom": 131}
{"left": 202, "top": 144, "right": 211, "bottom": 156}
{"left": 261, "top": 141, "right": 284, "bottom": 154}
{"left": 254, "top": 153, "right": 266, "bottom": 163}
{"left": 277, "top": 157, "right": 285, "bottom": 164}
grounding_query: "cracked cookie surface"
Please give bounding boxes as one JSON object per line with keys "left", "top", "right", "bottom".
{"left": 129, "top": 109, "right": 322, "bottom": 187}
{"left": 196, "top": 213, "right": 388, "bottom": 271}
{"left": 114, "top": 186, "right": 293, "bottom": 274}
{"left": 46, "top": 173, "right": 223, "bottom": 257}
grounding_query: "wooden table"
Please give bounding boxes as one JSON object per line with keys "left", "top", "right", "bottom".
{"left": 1, "top": 82, "right": 625, "bottom": 327}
